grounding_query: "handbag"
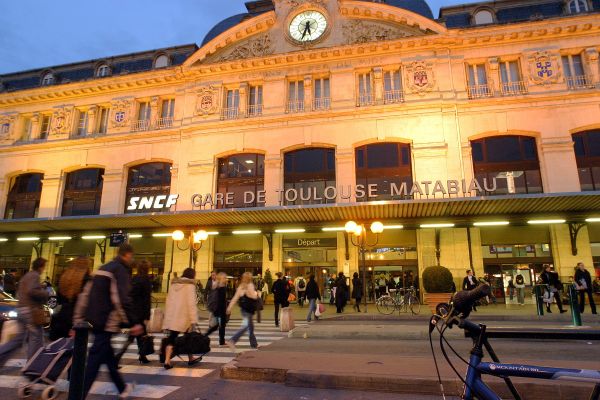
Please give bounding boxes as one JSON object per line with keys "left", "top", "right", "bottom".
{"left": 31, "top": 306, "right": 47, "bottom": 326}
{"left": 288, "top": 293, "right": 296, "bottom": 302}
{"left": 138, "top": 335, "right": 155, "bottom": 357}
{"left": 239, "top": 295, "right": 257, "bottom": 314}
{"left": 175, "top": 331, "right": 211, "bottom": 355}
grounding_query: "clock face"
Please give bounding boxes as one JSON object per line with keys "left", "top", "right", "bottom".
{"left": 289, "top": 10, "right": 328, "bottom": 43}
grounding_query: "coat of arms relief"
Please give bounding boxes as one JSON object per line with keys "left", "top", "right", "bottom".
{"left": 527, "top": 51, "right": 562, "bottom": 85}
{"left": 110, "top": 99, "right": 133, "bottom": 128}
{"left": 404, "top": 61, "right": 435, "bottom": 94}
{"left": 195, "top": 86, "right": 221, "bottom": 116}
{"left": 0, "top": 115, "right": 15, "bottom": 139}
{"left": 50, "top": 106, "right": 74, "bottom": 135}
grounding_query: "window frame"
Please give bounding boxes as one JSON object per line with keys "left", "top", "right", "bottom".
{"left": 283, "top": 147, "right": 336, "bottom": 205}
{"left": 125, "top": 162, "right": 173, "bottom": 213}
{"left": 41, "top": 72, "right": 55, "bottom": 86}
{"left": 97, "top": 106, "right": 110, "bottom": 134}
{"left": 61, "top": 168, "right": 104, "bottom": 216}
{"left": 4, "top": 173, "right": 44, "bottom": 219}
{"left": 96, "top": 64, "right": 111, "bottom": 78}
{"left": 573, "top": 130, "right": 600, "bottom": 191}
{"left": 287, "top": 79, "right": 305, "bottom": 113}
{"left": 357, "top": 71, "right": 374, "bottom": 106}
{"left": 248, "top": 85, "right": 264, "bottom": 116}
{"left": 216, "top": 153, "right": 265, "bottom": 208}
{"left": 153, "top": 54, "right": 170, "bottom": 69}
{"left": 75, "top": 109, "right": 88, "bottom": 137}
{"left": 313, "top": 77, "right": 331, "bottom": 110}
{"left": 39, "top": 114, "right": 51, "bottom": 140}
{"left": 472, "top": 8, "right": 496, "bottom": 25}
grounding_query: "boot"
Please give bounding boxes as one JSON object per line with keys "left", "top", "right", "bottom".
{"left": 546, "top": 306, "right": 552, "bottom": 313}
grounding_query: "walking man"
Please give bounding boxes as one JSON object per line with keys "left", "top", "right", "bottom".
{"left": 574, "top": 262, "right": 597, "bottom": 314}
{"left": 294, "top": 275, "right": 307, "bottom": 307}
{"left": 462, "top": 270, "right": 478, "bottom": 311}
{"left": 271, "top": 272, "right": 290, "bottom": 327}
{"left": 74, "top": 243, "right": 144, "bottom": 399}
{"left": 541, "top": 265, "right": 566, "bottom": 314}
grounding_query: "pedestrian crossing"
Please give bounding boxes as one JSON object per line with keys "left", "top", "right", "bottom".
{"left": 0, "top": 320, "right": 292, "bottom": 399}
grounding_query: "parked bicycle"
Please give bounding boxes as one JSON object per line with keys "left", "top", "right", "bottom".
{"left": 376, "top": 286, "right": 421, "bottom": 315}
{"left": 196, "top": 286, "right": 207, "bottom": 311}
{"left": 429, "top": 284, "right": 600, "bottom": 400}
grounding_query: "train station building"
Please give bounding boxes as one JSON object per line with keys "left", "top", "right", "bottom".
{"left": 0, "top": 0, "right": 599, "bottom": 300}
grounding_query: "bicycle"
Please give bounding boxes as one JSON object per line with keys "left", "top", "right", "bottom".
{"left": 376, "top": 286, "right": 421, "bottom": 315}
{"left": 429, "top": 285, "right": 600, "bottom": 400}
{"left": 196, "top": 287, "right": 207, "bottom": 311}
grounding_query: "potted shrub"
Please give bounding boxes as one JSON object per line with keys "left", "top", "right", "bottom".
{"left": 422, "top": 266, "right": 454, "bottom": 314}
{"left": 263, "top": 268, "right": 274, "bottom": 304}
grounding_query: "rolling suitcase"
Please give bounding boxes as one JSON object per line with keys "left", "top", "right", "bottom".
{"left": 279, "top": 307, "right": 295, "bottom": 332}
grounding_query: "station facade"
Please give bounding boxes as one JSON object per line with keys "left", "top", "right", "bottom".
{"left": 0, "top": 0, "right": 599, "bottom": 300}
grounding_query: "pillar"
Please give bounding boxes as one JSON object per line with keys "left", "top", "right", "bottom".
{"left": 583, "top": 48, "right": 599, "bottom": 85}
{"left": 539, "top": 138, "right": 581, "bottom": 193}
{"left": 87, "top": 106, "right": 97, "bottom": 135}
{"left": 262, "top": 233, "right": 282, "bottom": 274}
{"left": 239, "top": 83, "right": 248, "bottom": 117}
{"left": 337, "top": 232, "right": 358, "bottom": 276}
{"left": 336, "top": 148, "right": 355, "bottom": 202}
{"left": 303, "top": 75, "right": 313, "bottom": 111}
{"left": 38, "top": 173, "right": 62, "bottom": 218}
{"left": 100, "top": 169, "right": 125, "bottom": 215}
{"left": 373, "top": 67, "right": 384, "bottom": 104}
{"left": 264, "top": 154, "right": 282, "bottom": 206}
{"left": 30, "top": 113, "right": 40, "bottom": 141}
{"left": 194, "top": 236, "right": 214, "bottom": 282}
{"left": 549, "top": 224, "right": 593, "bottom": 282}
{"left": 488, "top": 57, "right": 500, "bottom": 94}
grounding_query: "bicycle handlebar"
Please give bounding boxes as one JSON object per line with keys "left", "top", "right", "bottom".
{"left": 451, "top": 284, "right": 491, "bottom": 318}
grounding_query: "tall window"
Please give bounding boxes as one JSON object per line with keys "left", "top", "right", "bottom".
{"left": 562, "top": 54, "right": 588, "bottom": 89}
{"left": 75, "top": 110, "right": 88, "bottom": 137}
{"left": 4, "top": 173, "right": 43, "bottom": 219}
{"left": 573, "top": 130, "right": 600, "bottom": 191}
{"left": 41, "top": 73, "right": 54, "bottom": 86}
{"left": 40, "top": 115, "right": 51, "bottom": 139}
{"left": 97, "top": 107, "right": 110, "bottom": 134}
{"left": 466, "top": 63, "right": 492, "bottom": 98}
{"left": 383, "top": 70, "right": 404, "bottom": 104}
{"left": 356, "top": 143, "right": 413, "bottom": 201}
{"left": 287, "top": 80, "right": 305, "bottom": 113}
{"left": 159, "top": 99, "right": 175, "bottom": 128}
{"left": 284, "top": 148, "right": 336, "bottom": 205}
{"left": 567, "top": 0, "right": 588, "bottom": 13}
{"left": 125, "top": 162, "right": 172, "bottom": 213}
{"left": 313, "top": 78, "right": 330, "bottom": 110}
{"left": 62, "top": 168, "right": 104, "bottom": 216}
{"left": 221, "top": 89, "right": 240, "bottom": 120}
{"left": 357, "top": 72, "right": 374, "bottom": 106}
{"left": 471, "top": 135, "right": 542, "bottom": 195}
{"left": 499, "top": 60, "right": 526, "bottom": 96}
{"left": 217, "top": 154, "right": 265, "bottom": 208}
{"left": 133, "top": 101, "right": 151, "bottom": 131}
{"left": 20, "top": 117, "right": 32, "bottom": 141}
{"left": 248, "top": 85, "right": 263, "bottom": 116}
{"left": 96, "top": 64, "right": 110, "bottom": 77}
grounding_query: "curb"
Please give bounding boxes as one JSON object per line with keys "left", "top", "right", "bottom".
{"left": 221, "top": 361, "right": 594, "bottom": 399}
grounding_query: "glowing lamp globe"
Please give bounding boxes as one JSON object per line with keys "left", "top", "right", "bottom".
{"left": 172, "top": 230, "right": 185, "bottom": 241}
{"left": 345, "top": 221, "right": 357, "bottom": 233}
{"left": 370, "top": 221, "right": 384, "bottom": 234}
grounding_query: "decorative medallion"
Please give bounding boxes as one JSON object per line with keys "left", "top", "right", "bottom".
{"left": 527, "top": 51, "right": 561, "bottom": 85}
{"left": 110, "top": 99, "right": 132, "bottom": 128}
{"left": 50, "top": 107, "right": 74, "bottom": 135}
{"left": 0, "top": 115, "right": 15, "bottom": 139}
{"left": 195, "top": 86, "right": 220, "bottom": 116}
{"left": 219, "top": 34, "right": 274, "bottom": 62}
{"left": 342, "top": 21, "right": 414, "bottom": 45}
{"left": 405, "top": 61, "right": 435, "bottom": 94}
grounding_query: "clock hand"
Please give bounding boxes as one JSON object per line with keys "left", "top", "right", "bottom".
{"left": 301, "top": 21, "right": 310, "bottom": 39}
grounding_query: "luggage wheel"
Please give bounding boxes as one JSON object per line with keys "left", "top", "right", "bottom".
{"left": 17, "top": 385, "right": 33, "bottom": 399}
{"left": 41, "top": 385, "right": 58, "bottom": 400}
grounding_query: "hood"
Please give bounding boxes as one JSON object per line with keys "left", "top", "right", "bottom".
{"left": 170, "top": 277, "right": 196, "bottom": 290}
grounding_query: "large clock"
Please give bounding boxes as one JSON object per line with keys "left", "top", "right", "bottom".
{"left": 288, "top": 10, "right": 328, "bottom": 43}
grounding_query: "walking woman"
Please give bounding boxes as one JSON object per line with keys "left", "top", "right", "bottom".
{"left": 206, "top": 272, "right": 228, "bottom": 346}
{"left": 335, "top": 272, "right": 348, "bottom": 313}
{"left": 305, "top": 274, "right": 321, "bottom": 322}
{"left": 351, "top": 272, "right": 363, "bottom": 312}
{"left": 226, "top": 272, "right": 259, "bottom": 350}
{"left": 116, "top": 260, "right": 153, "bottom": 364}
{"left": 49, "top": 256, "right": 91, "bottom": 340}
{"left": 162, "top": 268, "right": 201, "bottom": 369}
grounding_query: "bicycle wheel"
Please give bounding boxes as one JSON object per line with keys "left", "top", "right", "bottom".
{"left": 397, "top": 297, "right": 408, "bottom": 313}
{"left": 376, "top": 296, "right": 396, "bottom": 315}
{"left": 409, "top": 295, "right": 421, "bottom": 315}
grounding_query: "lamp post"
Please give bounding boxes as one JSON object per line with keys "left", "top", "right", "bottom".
{"left": 345, "top": 220, "right": 384, "bottom": 313}
{"left": 171, "top": 229, "right": 209, "bottom": 271}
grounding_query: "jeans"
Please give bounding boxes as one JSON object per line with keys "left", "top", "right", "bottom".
{"left": 0, "top": 311, "right": 44, "bottom": 366}
{"left": 578, "top": 289, "right": 597, "bottom": 314}
{"left": 306, "top": 299, "right": 317, "bottom": 321}
{"left": 84, "top": 331, "right": 126, "bottom": 398}
{"left": 206, "top": 316, "right": 227, "bottom": 345}
{"left": 516, "top": 287, "right": 525, "bottom": 304}
{"left": 230, "top": 311, "right": 257, "bottom": 348}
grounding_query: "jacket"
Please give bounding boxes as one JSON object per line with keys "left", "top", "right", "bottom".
{"left": 305, "top": 279, "right": 321, "bottom": 300}
{"left": 162, "top": 278, "right": 198, "bottom": 333}
{"left": 541, "top": 271, "right": 561, "bottom": 288}
{"left": 228, "top": 282, "right": 259, "bottom": 314}
{"left": 212, "top": 286, "right": 227, "bottom": 318}
{"left": 574, "top": 269, "right": 592, "bottom": 290}
{"left": 16, "top": 270, "right": 48, "bottom": 311}
{"left": 271, "top": 278, "right": 290, "bottom": 304}
{"left": 463, "top": 276, "right": 477, "bottom": 291}
{"left": 74, "top": 257, "right": 136, "bottom": 333}
{"left": 351, "top": 277, "right": 363, "bottom": 299}
{"left": 130, "top": 274, "right": 153, "bottom": 322}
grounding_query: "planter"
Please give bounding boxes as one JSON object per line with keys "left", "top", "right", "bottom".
{"left": 424, "top": 293, "right": 452, "bottom": 314}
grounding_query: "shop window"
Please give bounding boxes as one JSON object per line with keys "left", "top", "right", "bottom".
{"left": 4, "top": 173, "right": 43, "bottom": 219}
{"left": 471, "top": 135, "right": 543, "bottom": 195}
{"left": 284, "top": 148, "right": 335, "bottom": 205}
{"left": 125, "top": 162, "right": 172, "bottom": 213}
{"left": 355, "top": 142, "right": 413, "bottom": 201}
{"left": 573, "top": 130, "right": 600, "bottom": 191}
{"left": 61, "top": 168, "right": 104, "bottom": 216}
{"left": 217, "top": 153, "right": 265, "bottom": 208}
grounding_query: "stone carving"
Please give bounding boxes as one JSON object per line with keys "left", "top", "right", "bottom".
{"left": 0, "top": 114, "right": 15, "bottom": 139}
{"left": 527, "top": 51, "right": 561, "bottom": 85}
{"left": 285, "top": 0, "right": 325, "bottom": 7}
{"left": 110, "top": 99, "right": 133, "bottom": 128}
{"left": 219, "top": 34, "right": 274, "bottom": 62}
{"left": 195, "top": 86, "right": 220, "bottom": 116}
{"left": 342, "top": 21, "right": 414, "bottom": 45}
{"left": 50, "top": 106, "right": 74, "bottom": 135}
{"left": 404, "top": 61, "right": 436, "bottom": 94}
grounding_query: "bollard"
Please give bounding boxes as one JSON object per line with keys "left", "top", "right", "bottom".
{"left": 568, "top": 284, "right": 582, "bottom": 326}
{"left": 68, "top": 322, "right": 91, "bottom": 400}
{"left": 534, "top": 285, "right": 545, "bottom": 316}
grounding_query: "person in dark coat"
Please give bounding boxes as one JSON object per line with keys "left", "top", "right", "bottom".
{"left": 206, "top": 272, "right": 228, "bottom": 345}
{"left": 3, "top": 270, "right": 16, "bottom": 296}
{"left": 116, "top": 260, "right": 154, "bottom": 364}
{"left": 335, "top": 272, "right": 348, "bottom": 313}
{"left": 574, "top": 262, "right": 597, "bottom": 314}
{"left": 462, "top": 270, "right": 478, "bottom": 311}
{"left": 305, "top": 274, "right": 321, "bottom": 322}
{"left": 351, "top": 272, "right": 363, "bottom": 312}
{"left": 271, "top": 272, "right": 290, "bottom": 327}
{"left": 541, "top": 265, "right": 566, "bottom": 313}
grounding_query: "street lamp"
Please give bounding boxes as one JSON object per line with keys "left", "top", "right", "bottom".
{"left": 345, "top": 220, "right": 384, "bottom": 312}
{"left": 171, "top": 229, "right": 209, "bottom": 270}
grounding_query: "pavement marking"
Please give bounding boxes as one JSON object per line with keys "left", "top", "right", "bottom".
{"left": 112, "top": 365, "right": 213, "bottom": 377}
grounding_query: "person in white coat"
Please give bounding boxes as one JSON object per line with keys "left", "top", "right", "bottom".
{"left": 162, "top": 268, "right": 200, "bottom": 369}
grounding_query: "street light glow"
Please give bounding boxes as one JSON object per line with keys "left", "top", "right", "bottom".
{"left": 274, "top": 228, "right": 306, "bottom": 233}
{"left": 527, "top": 219, "right": 566, "bottom": 225}
{"left": 473, "top": 221, "right": 510, "bottom": 227}
{"left": 370, "top": 221, "right": 384, "bottom": 234}
{"left": 420, "top": 223, "right": 455, "bottom": 229}
{"left": 171, "top": 230, "right": 185, "bottom": 241}
{"left": 232, "top": 230, "right": 262, "bottom": 235}
{"left": 194, "top": 230, "right": 209, "bottom": 242}
{"left": 344, "top": 221, "right": 358, "bottom": 233}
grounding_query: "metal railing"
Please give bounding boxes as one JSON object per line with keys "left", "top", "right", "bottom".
{"left": 500, "top": 80, "right": 528, "bottom": 96}
{"left": 156, "top": 117, "right": 173, "bottom": 129}
{"left": 357, "top": 93, "right": 375, "bottom": 107}
{"left": 313, "top": 97, "right": 331, "bottom": 111}
{"left": 566, "top": 75, "right": 594, "bottom": 90}
{"left": 383, "top": 89, "right": 405, "bottom": 104}
{"left": 131, "top": 119, "right": 151, "bottom": 132}
{"left": 220, "top": 107, "right": 240, "bottom": 120}
{"left": 247, "top": 104, "right": 263, "bottom": 117}
{"left": 286, "top": 100, "right": 305, "bottom": 113}
{"left": 467, "top": 84, "right": 494, "bottom": 99}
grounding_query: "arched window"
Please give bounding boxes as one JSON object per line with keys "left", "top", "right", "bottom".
{"left": 61, "top": 168, "right": 104, "bottom": 216}
{"left": 471, "top": 135, "right": 542, "bottom": 195}
{"left": 217, "top": 154, "right": 264, "bottom": 208}
{"left": 284, "top": 148, "right": 336, "bottom": 205}
{"left": 568, "top": 0, "right": 588, "bottom": 13}
{"left": 154, "top": 54, "right": 170, "bottom": 69}
{"left": 573, "top": 130, "right": 600, "bottom": 191}
{"left": 125, "top": 162, "right": 172, "bottom": 213}
{"left": 41, "top": 72, "right": 55, "bottom": 86}
{"left": 96, "top": 64, "right": 111, "bottom": 77}
{"left": 355, "top": 142, "right": 413, "bottom": 201}
{"left": 473, "top": 9, "right": 495, "bottom": 25}
{"left": 4, "top": 173, "right": 43, "bottom": 219}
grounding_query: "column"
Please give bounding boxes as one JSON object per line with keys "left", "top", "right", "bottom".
{"left": 0, "top": 179, "right": 6, "bottom": 219}
{"left": 337, "top": 232, "right": 358, "bottom": 276}
{"left": 100, "top": 169, "right": 125, "bottom": 215}
{"left": 373, "top": 67, "right": 384, "bottom": 104}
{"left": 195, "top": 236, "right": 214, "bottom": 282}
{"left": 185, "top": 160, "right": 214, "bottom": 210}
{"left": 539, "top": 138, "right": 581, "bottom": 193}
{"left": 303, "top": 75, "right": 313, "bottom": 111}
{"left": 239, "top": 83, "right": 248, "bottom": 117}
{"left": 336, "top": 148, "right": 355, "bottom": 202}
{"left": 488, "top": 57, "right": 500, "bottom": 94}
{"left": 549, "top": 224, "right": 593, "bottom": 282}
{"left": 264, "top": 154, "right": 282, "bottom": 206}
{"left": 262, "top": 233, "right": 282, "bottom": 275}
{"left": 583, "top": 48, "right": 599, "bottom": 85}
{"left": 150, "top": 96, "right": 160, "bottom": 128}
{"left": 36, "top": 241, "right": 56, "bottom": 279}
{"left": 38, "top": 173, "right": 62, "bottom": 218}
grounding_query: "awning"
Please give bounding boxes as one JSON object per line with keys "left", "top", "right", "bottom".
{"left": 1, "top": 192, "right": 599, "bottom": 234}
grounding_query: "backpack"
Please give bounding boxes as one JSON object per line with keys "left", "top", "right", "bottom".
{"left": 298, "top": 279, "right": 306, "bottom": 289}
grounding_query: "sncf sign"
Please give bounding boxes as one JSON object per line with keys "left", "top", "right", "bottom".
{"left": 127, "top": 194, "right": 179, "bottom": 211}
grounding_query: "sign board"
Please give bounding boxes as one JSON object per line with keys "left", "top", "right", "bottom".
{"left": 109, "top": 232, "right": 128, "bottom": 247}
{"left": 282, "top": 238, "right": 337, "bottom": 248}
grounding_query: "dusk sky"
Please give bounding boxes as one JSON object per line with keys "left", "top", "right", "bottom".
{"left": 0, "top": 0, "right": 478, "bottom": 74}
